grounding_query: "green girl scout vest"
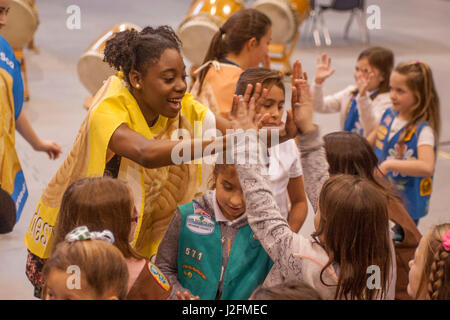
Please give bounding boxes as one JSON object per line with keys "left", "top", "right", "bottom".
{"left": 177, "top": 201, "right": 273, "bottom": 300}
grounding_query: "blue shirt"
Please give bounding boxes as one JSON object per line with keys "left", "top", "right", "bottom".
{"left": 0, "top": 35, "right": 24, "bottom": 120}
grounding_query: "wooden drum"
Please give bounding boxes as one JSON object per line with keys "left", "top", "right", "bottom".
{"left": 77, "top": 23, "right": 141, "bottom": 95}
{"left": 177, "top": 0, "right": 245, "bottom": 66}
{"left": 252, "top": 0, "right": 310, "bottom": 43}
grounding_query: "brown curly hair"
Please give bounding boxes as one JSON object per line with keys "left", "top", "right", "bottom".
{"left": 103, "top": 25, "right": 182, "bottom": 85}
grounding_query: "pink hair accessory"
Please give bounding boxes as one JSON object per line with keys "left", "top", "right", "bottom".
{"left": 442, "top": 230, "right": 450, "bottom": 252}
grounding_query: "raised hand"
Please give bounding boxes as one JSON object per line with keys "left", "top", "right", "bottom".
{"left": 314, "top": 53, "right": 335, "bottom": 85}
{"left": 291, "top": 60, "right": 307, "bottom": 107}
{"left": 291, "top": 78, "right": 316, "bottom": 134}
{"left": 230, "top": 83, "right": 270, "bottom": 131}
{"left": 355, "top": 68, "right": 374, "bottom": 97}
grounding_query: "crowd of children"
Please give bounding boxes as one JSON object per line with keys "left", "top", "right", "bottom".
{"left": 0, "top": 4, "right": 448, "bottom": 300}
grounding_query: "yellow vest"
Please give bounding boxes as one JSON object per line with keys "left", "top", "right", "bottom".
{"left": 24, "top": 75, "right": 208, "bottom": 259}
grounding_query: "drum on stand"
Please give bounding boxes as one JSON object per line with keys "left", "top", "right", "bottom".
{"left": 77, "top": 23, "right": 141, "bottom": 96}
{"left": 177, "top": 0, "right": 245, "bottom": 66}
{"left": 251, "top": 0, "right": 310, "bottom": 44}
{"left": 0, "top": 0, "right": 39, "bottom": 50}
{"left": 0, "top": 0, "right": 39, "bottom": 100}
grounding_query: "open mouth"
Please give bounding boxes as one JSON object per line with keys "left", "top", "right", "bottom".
{"left": 167, "top": 97, "right": 182, "bottom": 111}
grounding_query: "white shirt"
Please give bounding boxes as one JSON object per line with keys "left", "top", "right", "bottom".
{"left": 199, "top": 109, "right": 217, "bottom": 192}
{"left": 387, "top": 117, "right": 435, "bottom": 147}
{"left": 267, "top": 139, "right": 303, "bottom": 218}
{"left": 312, "top": 84, "right": 392, "bottom": 136}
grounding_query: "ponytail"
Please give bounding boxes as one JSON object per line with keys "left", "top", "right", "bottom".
{"left": 196, "top": 9, "right": 271, "bottom": 95}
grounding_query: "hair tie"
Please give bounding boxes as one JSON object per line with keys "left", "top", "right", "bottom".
{"left": 65, "top": 226, "right": 115, "bottom": 244}
{"left": 116, "top": 71, "right": 124, "bottom": 80}
{"left": 219, "top": 27, "right": 225, "bottom": 35}
{"left": 442, "top": 230, "right": 450, "bottom": 252}
{"left": 415, "top": 60, "right": 421, "bottom": 65}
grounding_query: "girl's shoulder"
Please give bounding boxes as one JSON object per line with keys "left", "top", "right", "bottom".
{"left": 372, "top": 91, "right": 392, "bottom": 103}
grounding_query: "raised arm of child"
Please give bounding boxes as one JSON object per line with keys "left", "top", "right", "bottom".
{"left": 291, "top": 61, "right": 330, "bottom": 213}
{"left": 311, "top": 53, "right": 347, "bottom": 114}
{"left": 355, "top": 70, "right": 392, "bottom": 137}
{"left": 286, "top": 176, "right": 308, "bottom": 232}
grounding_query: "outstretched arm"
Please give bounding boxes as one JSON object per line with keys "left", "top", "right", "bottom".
{"left": 15, "top": 112, "right": 62, "bottom": 159}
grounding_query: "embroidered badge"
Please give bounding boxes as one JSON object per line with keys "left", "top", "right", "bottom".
{"left": 193, "top": 203, "right": 211, "bottom": 218}
{"left": 186, "top": 214, "right": 215, "bottom": 235}
{"left": 147, "top": 261, "right": 170, "bottom": 291}
{"left": 404, "top": 126, "right": 416, "bottom": 142}
{"left": 376, "top": 125, "right": 388, "bottom": 142}
{"left": 182, "top": 264, "right": 206, "bottom": 280}
{"left": 420, "top": 177, "right": 433, "bottom": 196}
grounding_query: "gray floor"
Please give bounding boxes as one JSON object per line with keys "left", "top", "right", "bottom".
{"left": 1, "top": 0, "right": 449, "bottom": 299}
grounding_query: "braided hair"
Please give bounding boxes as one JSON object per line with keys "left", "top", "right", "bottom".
{"left": 103, "top": 25, "right": 182, "bottom": 85}
{"left": 416, "top": 223, "right": 450, "bottom": 299}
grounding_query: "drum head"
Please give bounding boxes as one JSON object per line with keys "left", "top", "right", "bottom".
{"left": 0, "top": 187, "right": 16, "bottom": 234}
{"left": 252, "top": 0, "right": 297, "bottom": 43}
{"left": 0, "top": 0, "right": 38, "bottom": 50}
{"left": 77, "top": 52, "right": 116, "bottom": 96}
{"left": 178, "top": 15, "right": 220, "bottom": 66}
{"left": 77, "top": 23, "right": 141, "bottom": 95}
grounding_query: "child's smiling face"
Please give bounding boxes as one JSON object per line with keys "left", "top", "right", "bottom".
{"left": 389, "top": 71, "right": 418, "bottom": 117}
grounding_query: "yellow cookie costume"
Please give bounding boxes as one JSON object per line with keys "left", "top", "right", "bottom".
{"left": 24, "top": 75, "right": 208, "bottom": 259}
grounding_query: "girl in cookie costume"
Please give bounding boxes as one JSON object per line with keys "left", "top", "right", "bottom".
{"left": 312, "top": 47, "right": 393, "bottom": 137}
{"left": 370, "top": 61, "right": 440, "bottom": 224}
{"left": 24, "top": 26, "right": 233, "bottom": 272}
{"left": 190, "top": 9, "right": 272, "bottom": 119}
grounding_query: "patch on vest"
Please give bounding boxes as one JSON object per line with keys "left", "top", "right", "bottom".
{"left": 420, "top": 177, "right": 432, "bottom": 196}
{"left": 147, "top": 261, "right": 171, "bottom": 291}
{"left": 186, "top": 214, "right": 215, "bottom": 235}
